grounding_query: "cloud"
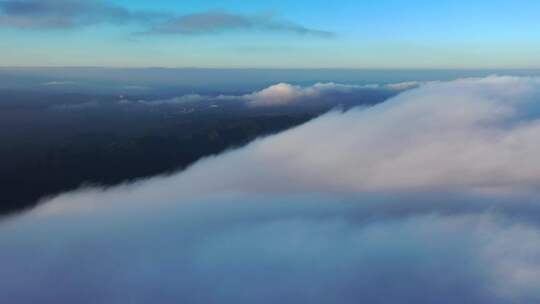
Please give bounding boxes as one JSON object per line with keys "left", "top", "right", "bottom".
{"left": 245, "top": 82, "right": 368, "bottom": 106}
{"left": 0, "top": 2, "right": 335, "bottom": 38}
{"left": 243, "top": 81, "right": 429, "bottom": 106}
{"left": 66, "top": 75, "right": 540, "bottom": 197}
{"left": 120, "top": 85, "right": 151, "bottom": 91}
{"left": 3, "top": 195, "right": 540, "bottom": 303}
{"left": 3, "top": 76, "right": 540, "bottom": 303}
{"left": 175, "top": 75, "right": 540, "bottom": 194}
{"left": 0, "top": 0, "right": 164, "bottom": 29}
{"left": 50, "top": 100, "right": 99, "bottom": 110}
{"left": 41, "top": 80, "right": 76, "bottom": 86}
{"left": 119, "top": 94, "right": 207, "bottom": 106}
{"left": 246, "top": 83, "right": 305, "bottom": 106}
{"left": 385, "top": 81, "right": 424, "bottom": 90}
{"left": 145, "top": 11, "right": 335, "bottom": 37}
{"left": 0, "top": 2, "right": 334, "bottom": 41}
{"left": 119, "top": 82, "right": 400, "bottom": 107}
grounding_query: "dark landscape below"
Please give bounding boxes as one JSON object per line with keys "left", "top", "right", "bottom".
{"left": 0, "top": 86, "right": 394, "bottom": 215}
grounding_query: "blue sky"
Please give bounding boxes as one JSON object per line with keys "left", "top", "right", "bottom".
{"left": 1, "top": 0, "right": 539, "bottom": 68}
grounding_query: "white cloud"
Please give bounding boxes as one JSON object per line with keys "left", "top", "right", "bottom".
{"left": 38, "top": 75, "right": 540, "bottom": 212}
{"left": 245, "top": 82, "right": 383, "bottom": 106}
{"left": 117, "top": 82, "right": 380, "bottom": 107}
{"left": 101, "top": 75, "right": 540, "bottom": 197}
{"left": 3, "top": 196, "right": 540, "bottom": 303}
{"left": 3, "top": 75, "right": 540, "bottom": 303}
{"left": 245, "top": 83, "right": 307, "bottom": 106}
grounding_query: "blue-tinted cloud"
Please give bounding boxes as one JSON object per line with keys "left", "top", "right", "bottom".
{"left": 116, "top": 81, "right": 411, "bottom": 107}
{"left": 0, "top": 1, "right": 334, "bottom": 39}
{"left": 0, "top": 0, "right": 164, "bottom": 29}
{"left": 146, "top": 11, "right": 335, "bottom": 37}
{"left": 3, "top": 76, "right": 540, "bottom": 303}
{"left": 4, "top": 194, "right": 540, "bottom": 304}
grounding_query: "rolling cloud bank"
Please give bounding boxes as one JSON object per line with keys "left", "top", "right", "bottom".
{"left": 3, "top": 76, "right": 540, "bottom": 303}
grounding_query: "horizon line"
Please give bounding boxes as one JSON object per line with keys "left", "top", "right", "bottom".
{"left": 2, "top": 66, "right": 540, "bottom": 71}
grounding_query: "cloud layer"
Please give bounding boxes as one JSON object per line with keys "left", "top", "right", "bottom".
{"left": 115, "top": 76, "right": 540, "bottom": 193}
{"left": 2, "top": 76, "right": 540, "bottom": 303}
{"left": 246, "top": 82, "right": 368, "bottom": 106}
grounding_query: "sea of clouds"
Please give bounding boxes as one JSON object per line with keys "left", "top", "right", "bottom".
{"left": 2, "top": 75, "right": 540, "bottom": 303}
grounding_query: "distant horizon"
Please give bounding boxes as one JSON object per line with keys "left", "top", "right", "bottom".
{"left": 3, "top": 66, "right": 540, "bottom": 71}
{"left": 2, "top": 66, "right": 539, "bottom": 97}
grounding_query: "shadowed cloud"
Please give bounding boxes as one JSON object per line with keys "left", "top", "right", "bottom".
{"left": 144, "top": 11, "right": 335, "bottom": 37}
{"left": 117, "top": 81, "right": 410, "bottom": 107}
{"left": 0, "top": 0, "right": 164, "bottom": 29}
{"left": 0, "top": 1, "right": 335, "bottom": 38}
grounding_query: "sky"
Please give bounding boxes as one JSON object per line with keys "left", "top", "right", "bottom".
{"left": 1, "top": 0, "right": 540, "bottom": 68}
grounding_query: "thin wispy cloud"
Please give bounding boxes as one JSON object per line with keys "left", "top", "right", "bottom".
{"left": 0, "top": 1, "right": 334, "bottom": 38}
{"left": 117, "top": 81, "right": 411, "bottom": 107}
{"left": 0, "top": 0, "right": 165, "bottom": 29}
{"left": 145, "top": 11, "right": 335, "bottom": 37}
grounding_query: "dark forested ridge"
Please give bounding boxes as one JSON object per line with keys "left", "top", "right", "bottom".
{"left": 0, "top": 89, "right": 394, "bottom": 215}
